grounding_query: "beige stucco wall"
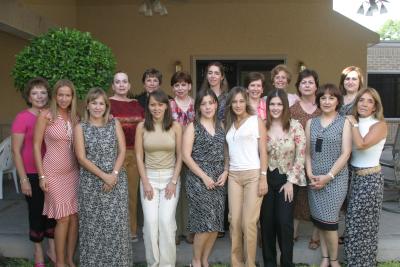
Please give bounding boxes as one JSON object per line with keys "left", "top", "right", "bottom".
{"left": 0, "top": 0, "right": 379, "bottom": 128}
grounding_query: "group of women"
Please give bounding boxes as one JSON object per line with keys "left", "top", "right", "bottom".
{"left": 11, "top": 62, "right": 387, "bottom": 267}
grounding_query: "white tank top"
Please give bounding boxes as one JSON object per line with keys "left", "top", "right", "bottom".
{"left": 350, "top": 116, "right": 386, "bottom": 168}
{"left": 226, "top": 115, "right": 260, "bottom": 171}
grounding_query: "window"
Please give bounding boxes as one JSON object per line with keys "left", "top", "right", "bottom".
{"left": 368, "top": 74, "right": 400, "bottom": 118}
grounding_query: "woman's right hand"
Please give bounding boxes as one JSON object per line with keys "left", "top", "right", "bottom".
{"left": 39, "top": 177, "right": 48, "bottom": 192}
{"left": 203, "top": 176, "right": 216, "bottom": 190}
{"left": 21, "top": 180, "right": 32, "bottom": 197}
{"left": 102, "top": 173, "right": 117, "bottom": 188}
{"left": 143, "top": 181, "right": 154, "bottom": 200}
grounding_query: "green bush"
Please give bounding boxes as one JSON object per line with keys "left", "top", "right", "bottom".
{"left": 12, "top": 28, "right": 116, "bottom": 99}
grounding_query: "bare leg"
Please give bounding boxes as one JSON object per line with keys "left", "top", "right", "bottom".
{"left": 293, "top": 219, "right": 299, "bottom": 240}
{"left": 55, "top": 216, "right": 70, "bottom": 267}
{"left": 192, "top": 233, "right": 209, "bottom": 267}
{"left": 66, "top": 214, "right": 78, "bottom": 267}
{"left": 201, "top": 232, "right": 218, "bottom": 267}
{"left": 312, "top": 227, "right": 320, "bottom": 241}
{"left": 321, "top": 230, "right": 340, "bottom": 267}
{"left": 46, "top": 238, "right": 56, "bottom": 263}
{"left": 33, "top": 242, "right": 44, "bottom": 263}
{"left": 319, "top": 231, "right": 329, "bottom": 267}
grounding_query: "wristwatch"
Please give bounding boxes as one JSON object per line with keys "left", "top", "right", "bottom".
{"left": 171, "top": 179, "right": 178, "bottom": 185}
{"left": 353, "top": 123, "right": 359, "bottom": 128}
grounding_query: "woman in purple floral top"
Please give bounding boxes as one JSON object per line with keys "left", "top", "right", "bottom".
{"left": 260, "top": 89, "right": 306, "bottom": 267}
{"left": 169, "top": 71, "right": 196, "bottom": 244}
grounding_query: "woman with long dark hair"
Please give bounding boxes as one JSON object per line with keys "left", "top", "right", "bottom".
{"left": 260, "top": 89, "right": 306, "bottom": 267}
{"left": 135, "top": 90, "right": 182, "bottom": 267}
{"left": 183, "top": 88, "right": 228, "bottom": 267}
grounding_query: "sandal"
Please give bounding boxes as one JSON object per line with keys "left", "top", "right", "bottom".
{"left": 293, "top": 235, "right": 299, "bottom": 242}
{"left": 308, "top": 238, "right": 320, "bottom": 250}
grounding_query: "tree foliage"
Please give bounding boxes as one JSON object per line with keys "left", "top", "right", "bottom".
{"left": 378, "top": 19, "right": 400, "bottom": 41}
{"left": 12, "top": 28, "right": 116, "bottom": 99}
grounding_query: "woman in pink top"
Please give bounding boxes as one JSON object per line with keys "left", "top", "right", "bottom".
{"left": 246, "top": 72, "right": 267, "bottom": 121}
{"left": 34, "top": 79, "right": 80, "bottom": 267}
{"left": 11, "top": 77, "right": 56, "bottom": 267}
{"left": 169, "top": 71, "right": 195, "bottom": 244}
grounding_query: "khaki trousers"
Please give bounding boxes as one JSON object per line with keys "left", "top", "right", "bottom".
{"left": 125, "top": 149, "right": 139, "bottom": 236}
{"left": 228, "top": 169, "right": 263, "bottom": 267}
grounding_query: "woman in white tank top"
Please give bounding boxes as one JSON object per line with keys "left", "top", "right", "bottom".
{"left": 344, "top": 87, "right": 387, "bottom": 267}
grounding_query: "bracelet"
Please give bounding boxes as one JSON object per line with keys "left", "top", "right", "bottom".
{"left": 328, "top": 172, "right": 335, "bottom": 180}
{"left": 39, "top": 175, "right": 46, "bottom": 180}
{"left": 260, "top": 171, "right": 267, "bottom": 176}
{"left": 170, "top": 179, "right": 178, "bottom": 185}
{"left": 113, "top": 170, "right": 119, "bottom": 175}
{"left": 20, "top": 177, "right": 29, "bottom": 184}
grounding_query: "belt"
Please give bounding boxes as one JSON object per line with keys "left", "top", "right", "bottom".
{"left": 354, "top": 165, "right": 381, "bottom": 176}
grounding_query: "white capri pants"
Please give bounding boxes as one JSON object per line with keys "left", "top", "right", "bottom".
{"left": 140, "top": 168, "right": 180, "bottom": 267}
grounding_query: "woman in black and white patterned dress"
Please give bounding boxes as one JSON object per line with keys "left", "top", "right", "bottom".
{"left": 182, "top": 88, "right": 228, "bottom": 267}
{"left": 75, "top": 88, "right": 130, "bottom": 267}
{"left": 344, "top": 88, "right": 387, "bottom": 267}
{"left": 305, "top": 84, "right": 352, "bottom": 267}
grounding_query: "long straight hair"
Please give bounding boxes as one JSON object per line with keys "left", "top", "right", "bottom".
{"left": 265, "top": 89, "right": 290, "bottom": 131}
{"left": 50, "top": 79, "right": 78, "bottom": 125}
{"left": 224, "top": 86, "right": 254, "bottom": 131}
{"left": 200, "top": 61, "right": 229, "bottom": 93}
{"left": 144, "top": 90, "right": 173, "bottom": 131}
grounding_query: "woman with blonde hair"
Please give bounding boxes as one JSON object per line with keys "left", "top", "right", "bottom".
{"left": 75, "top": 88, "right": 130, "bottom": 266}
{"left": 344, "top": 88, "right": 387, "bottom": 267}
{"left": 34, "top": 79, "right": 79, "bottom": 267}
{"left": 225, "top": 86, "right": 268, "bottom": 267}
{"left": 338, "top": 66, "right": 364, "bottom": 115}
{"left": 268, "top": 64, "right": 299, "bottom": 107}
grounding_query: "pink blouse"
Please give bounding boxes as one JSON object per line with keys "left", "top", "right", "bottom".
{"left": 169, "top": 97, "right": 195, "bottom": 127}
{"left": 11, "top": 110, "right": 45, "bottom": 173}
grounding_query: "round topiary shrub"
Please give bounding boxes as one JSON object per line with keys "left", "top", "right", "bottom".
{"left": 12, "top": 28, "right": 116, "bottom": 99}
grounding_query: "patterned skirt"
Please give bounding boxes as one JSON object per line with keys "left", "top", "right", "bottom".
{"left": 344, "top": 166, "right": 384, "bottom": 267}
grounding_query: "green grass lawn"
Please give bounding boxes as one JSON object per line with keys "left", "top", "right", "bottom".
{"left": 1, "top": 258, "right": 400, "bottom": 267}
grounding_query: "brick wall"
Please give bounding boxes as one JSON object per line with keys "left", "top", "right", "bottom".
{"left": 368, "top": 42, "right": 400, "bottom": 73}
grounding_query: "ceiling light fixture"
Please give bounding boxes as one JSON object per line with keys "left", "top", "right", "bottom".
{"left": 357, "top": 0, "right": 389, "bottom": 16}
{"left": 139, "top": 0, "right": 168, "bottom": 16}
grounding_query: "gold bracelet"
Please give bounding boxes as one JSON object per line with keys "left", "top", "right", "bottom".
{"left": 20, "top": 177, "right": 29, "bottom": 184}
{"left": 39, "top": 175, "right": 46, "bottom": 180}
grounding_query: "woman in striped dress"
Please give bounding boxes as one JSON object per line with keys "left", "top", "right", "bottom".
{"left": 34, "top": 79, "right": 80, "bottom": 267}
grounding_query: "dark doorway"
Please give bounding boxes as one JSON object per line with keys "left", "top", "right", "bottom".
{"left": 195, "top": 59, "right": 284, "bottom": 96}
{"left": 368, "top": 73, "right": 400, "bottom": 118}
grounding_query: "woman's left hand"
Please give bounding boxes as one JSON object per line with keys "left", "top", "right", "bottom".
{"left": 215, "top": 171, "right": 228, "bottom": 187}
{"left": 165, "top": 182, "right": 177, "bottom": 200}
{"left": 309, "top": 175, "right": 330, "bottom": 190}
{"left": 279, "top": 181, "right": 294, "bottom": 202}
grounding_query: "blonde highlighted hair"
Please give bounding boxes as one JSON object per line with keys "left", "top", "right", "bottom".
{"left": 50, "top": 79, "right": 78, "bottom": 125}
{"left": 84, "top": 87, "right": 110, "bottom": 124}
{"left": 352, "top": 87, "right": 385, "bottom": 122}
{"left": 339, "top": 66, "right": 364, "bottom": 95}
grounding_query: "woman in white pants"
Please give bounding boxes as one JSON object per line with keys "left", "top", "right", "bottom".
{"left": 135, "top": 90, "right": 182, "bottom": 267}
